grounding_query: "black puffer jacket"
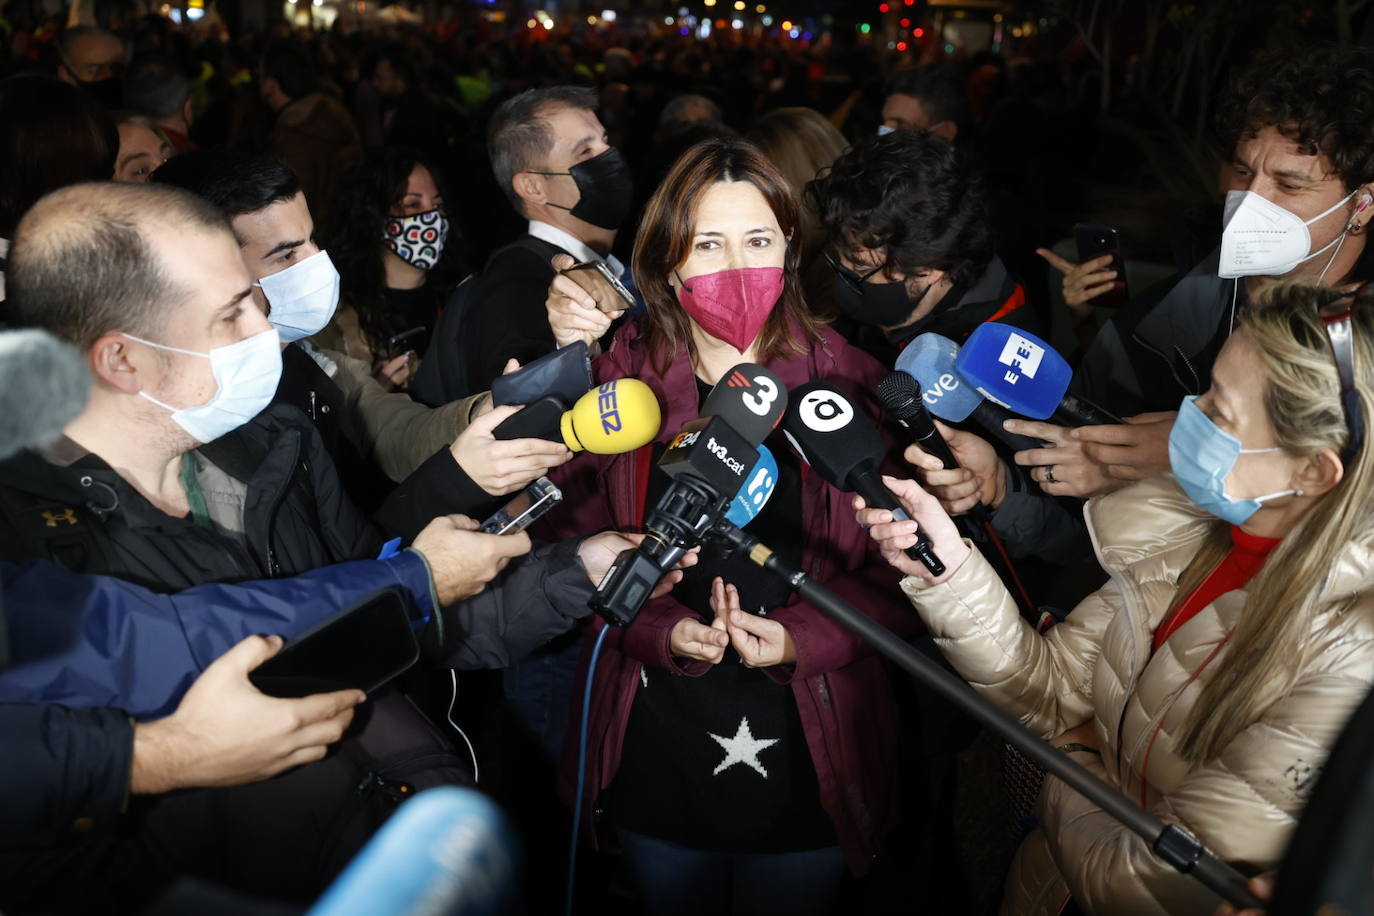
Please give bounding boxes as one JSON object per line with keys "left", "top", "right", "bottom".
{"left": 0, "top": 404, "right": 379, "bottom": 590}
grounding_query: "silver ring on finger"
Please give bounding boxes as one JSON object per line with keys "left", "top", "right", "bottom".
{"left": 1045, "top": 465, "right": 1057, "bottom": 484}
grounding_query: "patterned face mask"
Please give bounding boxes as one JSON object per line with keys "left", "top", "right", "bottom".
{"left": 382, "top": 209, "right": 449, "bottom": 271}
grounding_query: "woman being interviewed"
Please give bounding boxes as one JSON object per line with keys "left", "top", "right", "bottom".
{"left": 861, "top": 282, "right": 1374, "bottom": 915}
{"left": 546, "top": 137, "right": 917, "bottom": 914}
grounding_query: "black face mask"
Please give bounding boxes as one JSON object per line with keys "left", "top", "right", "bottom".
{"left": 831, "top": 271, "right": 931, "bottom": 328}
{"left": 536, "top": 147, "right": 634, "bottom": 231}
{"left": 61, "top": 60, "right": 124, "bottom": 109}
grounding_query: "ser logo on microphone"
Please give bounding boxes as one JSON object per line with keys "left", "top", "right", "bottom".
{"left": 797, "top": 390, "right": 854, "bottom": 433}
{"left": 997, "top": 333, "right": 1045, "bottom": 386}
{"left": 597, "top": 381, "right": 623, "bottom": 434}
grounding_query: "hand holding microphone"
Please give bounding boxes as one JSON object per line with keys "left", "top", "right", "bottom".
{"left": 853, "top": 476, "right": 970, "bottom": 583}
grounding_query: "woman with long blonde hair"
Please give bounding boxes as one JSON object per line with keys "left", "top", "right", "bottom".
{"left": 861, "top": 282, "right": 1374, "bottom": 914}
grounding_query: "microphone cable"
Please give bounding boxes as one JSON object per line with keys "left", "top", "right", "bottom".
{"left": 566, "top": 624, "right": 611, "bottom": 916}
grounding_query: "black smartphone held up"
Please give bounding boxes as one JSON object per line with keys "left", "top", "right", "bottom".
{"left": 563, "top": 260, "right": 635, "bottom": 311}
{"left": 491, "top": 395, "right": 567, "bottom": 442}
{"left": 249, "top": 588, "right": 419, "bottom": 699}
{"left": 1073, "top": 223, "right": 1130, "bottom": 309}
{"left": 385, "top": 326, "right": 428, "bottom": 359}
{"left": 490, "top": 341, "right": 593, "bottom": 408}
{"left": 479, "top": 476, "right": 564, "bottom": 534}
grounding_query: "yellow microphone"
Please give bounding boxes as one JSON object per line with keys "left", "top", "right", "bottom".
{"left": 493, "top": 378, "right": 662, "bottom": 454}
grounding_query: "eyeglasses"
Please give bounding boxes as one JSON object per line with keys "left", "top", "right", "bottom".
{"left": 823, "top": 250, "right": 887, "bottom": 296}
{"left": 1318, "top": 295, "right": 1366, "bottom": 466}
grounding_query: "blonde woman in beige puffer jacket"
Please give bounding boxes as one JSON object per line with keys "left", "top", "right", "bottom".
{"left": 858, "top": 284, "right": 1374, "bottom": 915}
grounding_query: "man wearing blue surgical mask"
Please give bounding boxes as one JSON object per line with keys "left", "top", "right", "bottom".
{"left": 154, "top": 150, "right": 573, "bottom": 520}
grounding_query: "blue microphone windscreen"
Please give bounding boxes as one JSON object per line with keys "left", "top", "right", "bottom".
{"left": 895, "top": 333, "right": 983, "bottom": 422}
{"left": 955, "top": 323, "right": 1072, "bottom": 420}
{"left": 725, "top": 444, "right": 778, "bottom": 527}
{"left": 307, "top": 786, "right": 518, "bottom": 916}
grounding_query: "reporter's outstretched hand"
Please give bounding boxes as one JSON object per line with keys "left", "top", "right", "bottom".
{"left": 1006, "top": 418, "right": 1122, "bottom": 498}
{"left": 449, "top": 402, "right": 572, "bottom": 496}
{"left": 576, "top": 531, "right": 700, "bottom": 601}
{"left": 411, "top": 514, "right": 533, "bottom": 604}
{"left": 546, "top": 253, "right": 624, "bottom": 351}
{"left": 902, "top": 421, "right": 1007, "bottom": 515}
{"left": 853, "top": 475, "right": 970, "bottom": 583}
{"left": 131, "top": 635, "right": 364, "bottom": 793}
{"left": 1037, "top": 249, "right": 1119, "bottom": 314}
{"left": 1074, "top": 411, "right": 1176, "bottom": 485}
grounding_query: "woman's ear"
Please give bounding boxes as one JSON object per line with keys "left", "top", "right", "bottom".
{"left": 1350, "top": 185, "right": 1374, "bottom": 234}
{"left": 1295, "top": 447, "right": 1344, "bottom": 500}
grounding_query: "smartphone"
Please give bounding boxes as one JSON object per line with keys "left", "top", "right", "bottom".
{"left": 490, "top": 341, "right": 593, "bottom": 408}
{"left": 480, "top": 477, "right": 563, "bottom": 534}
{"left": 563, "top": 260, "right": 635, "bottom": 310}
{"left": 491, "top": 395, "right": 567, "bottom": 442}
{"left": 385, "top": 326, "right": 428, "bottom": 359}
{"left": 1073, "top": 223, "right": 1130, "bottom": 309}
{"left": 249, "top": 588, "right": 419, "bottom": 698}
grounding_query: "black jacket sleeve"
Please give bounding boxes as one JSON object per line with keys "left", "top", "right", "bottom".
{"left": 0, "top": 704, "right": 133, "bottom": 846}
{"left": 371, "top": 446, "right": 498, "bottom": 543}
{"left": 423, "top": 537, "right": 595, "bottom": 670}
{"left": 461, "top": 254, "right": 559, "bottom": 395}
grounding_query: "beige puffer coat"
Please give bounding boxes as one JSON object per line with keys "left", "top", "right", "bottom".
{"left": 902, "top": 474, "right": 1374, "bottom": 915}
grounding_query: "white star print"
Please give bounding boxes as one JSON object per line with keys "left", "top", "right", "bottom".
{"left": 709, "top": 716, "right": 779, "bottom": 778}
{"left": 639, "top": 666, "right": 649, "bottom": 688}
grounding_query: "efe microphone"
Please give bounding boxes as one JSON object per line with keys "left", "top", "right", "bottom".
{"left": 956, "top": 324, "right": 1122, "bottom": 426}
{"left": 781, "top": 381, "right": 945, "bottom": 577}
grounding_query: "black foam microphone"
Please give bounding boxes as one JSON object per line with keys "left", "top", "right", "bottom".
{"left": 781, "top": 381, "right": 945, "bottom": 577}
{"left": 876, "top": 370, "right": 959, "bottom": 470}
{"left": 699, "top": 363, "right": 787, "bottom": 447}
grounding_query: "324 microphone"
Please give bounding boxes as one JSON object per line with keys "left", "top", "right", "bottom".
{"left": 955, "top": 324, "right": 1122, "bottom": 426}
{"left": 492, "top": 378, "right": 662, "bottom": 453}
{"left": 781, "top": 381, "right": 945, "bottom": 577}
{"left": 590, "top": 365, "right": 788, "bottom": 625}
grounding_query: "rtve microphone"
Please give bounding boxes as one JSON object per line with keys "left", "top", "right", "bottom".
{"left": 590, "top": 365, "right": 788, "bottom": 626}
{"left": 306, "top": 786, "right": 517, "bottom": 916}
{"left": 876, "top": 370, "right": 958, "bottom": 470}
{"left": 781, "top": 381, "right": 945, "bottom": 577}
{"left": 897, "top": 333, "right": 1046, "bottom": 453}
{"left": 955, "top": 324, "right": 1123, "bottom": 426}
{"left": 492, "top": 377, "right": 662, "bottom": 453}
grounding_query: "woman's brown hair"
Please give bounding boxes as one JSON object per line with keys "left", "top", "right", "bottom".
{"left": 631, "top": 136, "right": 823, "bottom": 374}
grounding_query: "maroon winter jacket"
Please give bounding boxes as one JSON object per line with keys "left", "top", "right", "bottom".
{"left": 544, "top": 319, "right": 921, "bottom": 874}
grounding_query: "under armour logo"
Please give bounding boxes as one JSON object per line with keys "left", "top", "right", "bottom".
{"left": 42, "top": 509, "right": 78, "bottom": 527}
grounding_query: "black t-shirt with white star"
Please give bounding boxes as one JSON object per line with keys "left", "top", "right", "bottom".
{"left": 606, "top": 380, "right": 837, "bottom": 852}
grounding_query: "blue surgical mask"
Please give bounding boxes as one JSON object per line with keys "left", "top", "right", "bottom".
{"left": 253, "top": 249, "right": 340, "bottom": 343}
{"left": 877, "top": 124, "right": 896, "bottom": 136}
{"left": 123, "top": 328, "right": 283, "bottom": 443}
{"left": 1168, "top": 396, "right": 1298, "bottom": 525}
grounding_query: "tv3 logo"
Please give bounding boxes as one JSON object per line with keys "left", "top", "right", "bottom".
{"left": 997, "top": 332, "right": 1044, "bottom": 385}
{"left": 727, "top": 370, "right": 781, "bottom": 417}
{"left": 798, "top": 390, "right": 854, "bottom": 432}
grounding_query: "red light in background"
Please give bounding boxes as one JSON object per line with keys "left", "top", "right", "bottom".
{"left": 913, "top": 26, "right": 924, "bottom": 36}
{"left": 899, "top": 17, "right": 909, "bottom": 26}
{"left": 878, "top": 2, "right": 889, "bottom": 11}
{"left": 903, "top": 0, "right": 913, "bottom": 5}
{"left": 896, "top": 40, "right": 907, "bottom": 50}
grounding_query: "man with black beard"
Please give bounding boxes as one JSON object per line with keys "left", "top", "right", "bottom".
{"left": 415, "top": 86, "right": 635, "bottom": 401}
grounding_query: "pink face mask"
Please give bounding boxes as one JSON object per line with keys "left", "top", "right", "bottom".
{"left": 675, "top": 267, "right": 785, "bottom": 353}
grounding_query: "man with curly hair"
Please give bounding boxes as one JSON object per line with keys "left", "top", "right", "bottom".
{"left": 809, "top": 128, "right": 1043, "bottom": 365}
{"left": 908, "top": 43, "right": 1374, "bottom": 567}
